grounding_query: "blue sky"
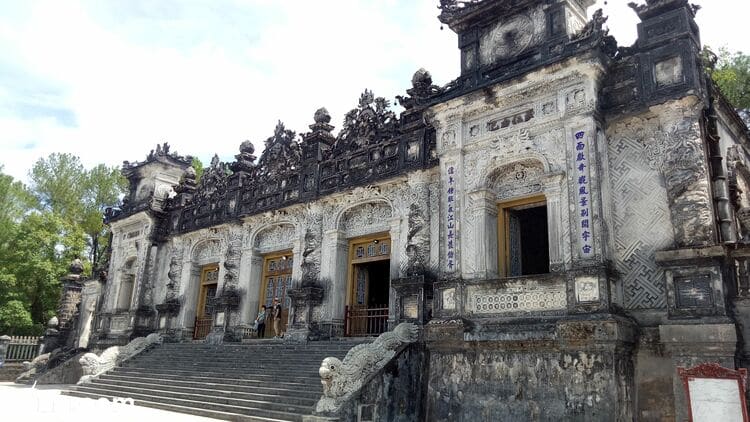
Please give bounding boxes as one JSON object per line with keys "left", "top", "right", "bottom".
{"left": 0, "top": 0, "right": 748, "bottom": 183}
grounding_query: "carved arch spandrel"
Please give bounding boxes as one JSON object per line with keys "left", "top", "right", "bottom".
{"left": 190, "top": 238, "right": 224, "bottom": 266}
{"left": 336, "top": 200, "right": 394, "bottom": 239}
{"left": 250, "top": 222, "right": 298, "bottom": 255}
{"left": 484, "top": 158, "right": 548, "bottom": 201}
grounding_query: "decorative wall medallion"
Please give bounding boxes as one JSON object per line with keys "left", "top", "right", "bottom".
{"left": 575, "top": 276, "right": 600, "bottom": 303}
{"left": 469, "top": 125, "right": 480, "bottom": 137}
{"left": 480, "top": 13, "right": 535, "bottom": 63}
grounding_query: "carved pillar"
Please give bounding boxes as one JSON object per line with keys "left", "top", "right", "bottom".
{"left": 543, "top": 173, "right": 565, "bottom": 272}
{"left": 466, "top": 189, "right": 498, "bottom": 279}
{"left": 388, "top": 217, "right": 403, "bottom": 330}
{"left": 320, "top": 229, "right": 348, "bottom": 337}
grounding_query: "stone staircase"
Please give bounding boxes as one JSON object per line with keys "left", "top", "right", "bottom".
{"left": 63, "top": 340, "right": 362, "bottom": 421}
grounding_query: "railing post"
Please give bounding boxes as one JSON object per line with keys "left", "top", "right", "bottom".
{"left": 343, "top": 305, "right": 349, "bottom": 337}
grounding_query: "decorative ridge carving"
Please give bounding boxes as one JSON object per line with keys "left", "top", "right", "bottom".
{"left": 333, "top": 90, "right": 398, "bottom": 155}
{"left": 122, "top": 142, "right": 192, "bottom": 173}
{"left": 192, "top": 154, "right": 231, "bottom": 204}
{"left": 255, "top": 121, "right": 302, "bottom": 178}
{"left": 627, "top": 0, "right": 700, "bottom": 20}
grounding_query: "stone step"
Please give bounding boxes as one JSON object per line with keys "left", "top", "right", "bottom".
{"left": 75, "top": 382, "right": 318, "bottom": 410}
{"left": 102, "top": 371, "right": 320, "bottom": 391}
{"left": 127, "top": 355, "right": 332, "bottom": 365}
{"left": 111, "top": 367, "right": 322, "bottom": 385}
{"left": 63, "top": 389, "right": 299, "bottom": 422}
{"left": 96, "top": 374, "right": 322, "bottom": 400}
{"left": 124, "top": 360, "right": 326, "bottom": 372}
{"left": 67, "top": 385, "right": 311, "bottom": 421}
{"left": 113, "top": 366, "right": 321, "bottom": 381}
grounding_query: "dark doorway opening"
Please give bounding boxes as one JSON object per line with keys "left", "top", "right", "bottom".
{"left": 357, "top": 260, "right": 390, "bottom": 307}
{"left": 508, "top": 204, "right": 549, "bottom": 276}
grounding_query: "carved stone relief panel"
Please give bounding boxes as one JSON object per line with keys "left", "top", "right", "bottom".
{"left": 340, "top": 202, "right": 393, "bottom": 238}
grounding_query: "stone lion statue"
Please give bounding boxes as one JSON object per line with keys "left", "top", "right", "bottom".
{"left": 316, "top": 323, "right": 419, "bottom": 413}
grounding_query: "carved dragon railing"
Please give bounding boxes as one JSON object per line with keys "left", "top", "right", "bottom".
{"left": 311, "top": 323, "right": 420, "bottom": 417}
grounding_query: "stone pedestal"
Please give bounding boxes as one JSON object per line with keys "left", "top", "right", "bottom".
{"left": 155, "top": 300, "right": 182, "bottom": 342}
{"left": 132, "top": 305, "right": 157, "bottom": 338}
{"left": 392, "top": 275, "right": 433, "bottom": 325}
{"left": 286, "top": 286, "right": 324, "bottom": 342}
{"left": 659, "top": 323, "right": 738, "bottom": 422}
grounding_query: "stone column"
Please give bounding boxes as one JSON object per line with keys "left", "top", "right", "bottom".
{"left": 238, "top": 248, "right": 260, "bottom": 325}
{"left": 177, "top": 265, "right": 200, "bottom": 340}
{"left": 466, "top": 189, "right": 498, "bottom": 279}
{"left": 659, "top": 324, "right": 737, "bottom": 422}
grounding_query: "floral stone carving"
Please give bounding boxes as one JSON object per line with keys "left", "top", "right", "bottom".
{"left": 315, "top": 322, "right": 420, "bottom": 413}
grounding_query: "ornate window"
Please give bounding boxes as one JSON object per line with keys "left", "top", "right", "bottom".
{"left": 498, "top": 195, "right": 549, "bottom": 277}
{"left": 116, "top": 275, "right": 135, "bottom": 311}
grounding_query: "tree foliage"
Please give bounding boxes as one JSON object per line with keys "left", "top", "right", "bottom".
{"left": 708, "top": 47, "right": 750, "bottom": 109}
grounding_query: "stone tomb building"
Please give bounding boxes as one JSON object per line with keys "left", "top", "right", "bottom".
{"left": 82, "top": 0, "right": 750, "bottom": 420}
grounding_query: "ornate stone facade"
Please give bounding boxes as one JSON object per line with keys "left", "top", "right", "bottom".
{"left": 82, "top": 1, "right": 750, "bottom": 421}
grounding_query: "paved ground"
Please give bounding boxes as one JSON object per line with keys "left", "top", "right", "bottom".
{"left": 0, "top": 382, "right": 222, "bottom": 422}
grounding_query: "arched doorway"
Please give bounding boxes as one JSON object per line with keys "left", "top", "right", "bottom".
{"left": 345, "top": 234, "right": 391, "bottom": 336}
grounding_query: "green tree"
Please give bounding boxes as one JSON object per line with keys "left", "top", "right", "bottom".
{"left": 29, "top": 154, "right": 125, "bottom": 267}
{"left": 708, "top": 47, "right": 750, "bottom": 109}
{"left": 191, "top": 156, "right": 204, "bottom": 183}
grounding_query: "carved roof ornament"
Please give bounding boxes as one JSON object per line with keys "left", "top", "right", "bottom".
{"left": 334, "top": 89, "right": 398, "bottom": 154}
{"left": 397, "top": 68, "right": 444, "bottom": 110}
{"left": 627, "top": 0, "right": 700, "bottom": 19}
{"left": 253, "top": 121, "right": 302, "bottom": 180}
{"left": 230, "top": 140, "right": 257, "bottom": 173}
{"left": 304, "top": 108, "right": 336, "bottom": 146}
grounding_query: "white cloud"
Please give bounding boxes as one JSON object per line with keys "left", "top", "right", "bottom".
{"left": 0, "top": 0, "right": 747, "bottom": 183}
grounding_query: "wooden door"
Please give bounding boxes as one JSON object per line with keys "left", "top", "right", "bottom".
{"left": 194, "top": 265, "right": 218, "bottom": 340}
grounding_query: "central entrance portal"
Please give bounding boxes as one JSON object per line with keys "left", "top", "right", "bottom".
{"left": 346, "top": 234, "right": 390, "bottom": 337}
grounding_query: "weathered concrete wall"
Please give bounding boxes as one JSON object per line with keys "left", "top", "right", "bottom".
{"left": 425, "top": 318, "right": 634, "bottom": 422}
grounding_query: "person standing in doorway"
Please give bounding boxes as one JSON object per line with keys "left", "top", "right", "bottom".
{"left": 272, "top": 298, "right": 283, "bottom": 338}
{"left": 255, "top": 305, "right": 267, "bottom": 339}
